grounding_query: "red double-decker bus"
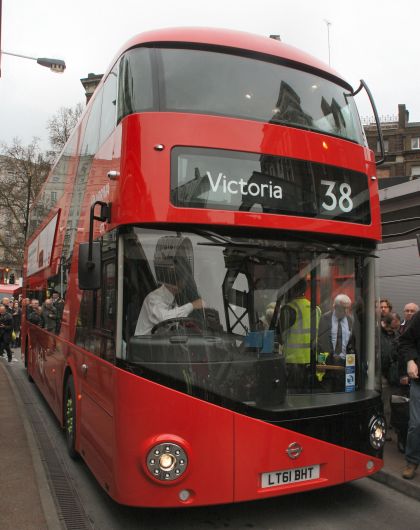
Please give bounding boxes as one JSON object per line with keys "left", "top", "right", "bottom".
{"left": 22, "top": 28, "right": 385, "bottom": 507}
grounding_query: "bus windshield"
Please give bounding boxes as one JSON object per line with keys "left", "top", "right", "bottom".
{"left": 123, "top": 227, "right": 379, "bottom": 413}
{"left": 118, "top": 46, "right": 365, "bottom": 144}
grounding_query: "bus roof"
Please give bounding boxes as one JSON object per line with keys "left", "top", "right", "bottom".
{"left": 112, "top": 27, "right": 350, "bottom": 89}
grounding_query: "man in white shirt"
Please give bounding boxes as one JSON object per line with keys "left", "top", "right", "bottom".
{"left": 135, "top": 282, "right": 204, "bottom": 335}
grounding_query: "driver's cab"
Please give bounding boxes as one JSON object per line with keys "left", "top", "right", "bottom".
{"left": 122, "top": 227, "right": 286, "bottom": 407}
{"left": 125, "top": 232, "right": 226, "bottom": 376}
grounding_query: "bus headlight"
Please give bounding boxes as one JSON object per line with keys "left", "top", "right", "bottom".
{"left": 369, "top": 416, "right": 386, "bottom": 449}
{"left": 146, "top": 442, "right": 188, "bottom": 481}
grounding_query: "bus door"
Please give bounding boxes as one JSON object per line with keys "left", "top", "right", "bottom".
{"left": 76, "top": 238, "right": 117, "bottom": 486}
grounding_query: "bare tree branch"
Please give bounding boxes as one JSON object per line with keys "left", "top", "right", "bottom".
{"left": 0, "top": 138, "right": 51, "bottom": 269}
{"left": 47, "top": 103, "right": 83, "bottom": 156}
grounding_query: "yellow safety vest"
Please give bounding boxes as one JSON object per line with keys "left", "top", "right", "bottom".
{"left": 283, "top": 297, "right": 320, "bottom": 364}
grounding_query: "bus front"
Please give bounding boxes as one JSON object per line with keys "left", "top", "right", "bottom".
{"left": 89, "top": 29, "right": 384, "bottom": 506}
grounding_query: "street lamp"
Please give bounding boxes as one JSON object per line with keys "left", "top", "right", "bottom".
{"left": 1, "top": 50, "right": 66, "bottom": 73}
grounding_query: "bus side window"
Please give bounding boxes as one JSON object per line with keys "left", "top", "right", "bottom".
{"left": 99, "top": 66, "right": 118, "bottom": 147}
{"left": 75, "top": 234, "right": 116, "bottom": 362}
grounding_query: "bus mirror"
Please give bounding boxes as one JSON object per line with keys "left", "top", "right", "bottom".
{"left": 78, "top": 242, "right": 101, "bottom": 290}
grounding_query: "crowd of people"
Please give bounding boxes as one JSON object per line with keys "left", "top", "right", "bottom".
{"left": 0, "top": 293, "right": 64, "bottom": 362}
{"left": 379, "top": 298, "right": 420, "bottom": 480}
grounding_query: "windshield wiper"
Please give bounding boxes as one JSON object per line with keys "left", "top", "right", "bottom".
{"left": 192, "top": 227, "right": 376, "bottom": 257}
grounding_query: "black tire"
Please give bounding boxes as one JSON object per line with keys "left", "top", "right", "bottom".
{"left": 64, "top": 376, "right": 78, "bottom": 459}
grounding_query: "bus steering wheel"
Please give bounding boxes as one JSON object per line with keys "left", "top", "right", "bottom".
{"left": 151, "top": 317, "right": 203, "bottom": 335}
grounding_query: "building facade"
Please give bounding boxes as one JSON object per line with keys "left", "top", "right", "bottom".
{"left": 364, "top": 104, "right": 420, "bottom": 179}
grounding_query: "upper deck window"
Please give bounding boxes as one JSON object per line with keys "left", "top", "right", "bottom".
{"left": 118, "top": 46, "right": 364, "bottom": 145}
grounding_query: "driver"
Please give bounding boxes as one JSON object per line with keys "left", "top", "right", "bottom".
{"left": 134, "top": 239, "right": 204, "bottom": 335}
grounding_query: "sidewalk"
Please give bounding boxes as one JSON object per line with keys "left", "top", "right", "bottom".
{"left": 371, "top": 431, "right": 420, "bottom": 500}
{"left": 0, "top": 356, "right": 62, "bottom": 530}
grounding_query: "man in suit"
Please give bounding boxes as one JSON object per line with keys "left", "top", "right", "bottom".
{"left": 317, "top": 294, "right": 355, "bottom": 392}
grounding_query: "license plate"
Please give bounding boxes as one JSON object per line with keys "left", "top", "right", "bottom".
{"left": 261, "top": 464, "right": 320, "bottom": 488}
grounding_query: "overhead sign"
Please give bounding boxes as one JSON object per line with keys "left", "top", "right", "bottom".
{"left": 171, "top": 147, "right": 371, "bottom": 224}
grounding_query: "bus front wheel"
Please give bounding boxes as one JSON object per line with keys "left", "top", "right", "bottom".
{"left": 64, "top": 376, "right": 78, "bottom": 459}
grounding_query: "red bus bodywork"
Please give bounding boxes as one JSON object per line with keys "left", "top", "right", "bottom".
{"left": 23, "top": 27, "right": 383, "bottom": 507}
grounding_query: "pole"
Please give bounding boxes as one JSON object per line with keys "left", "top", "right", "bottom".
{"left": 324, "top": 19, "right": 332, "bottom": 66}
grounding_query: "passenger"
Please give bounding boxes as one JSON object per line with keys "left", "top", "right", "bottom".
{"left": 28, "top": 300, "right": 44, "bottom": 327}
{"left": 281, "top": 278, "right": 320, "bottom": 392}
{"left": 317, "top": 294, "right": 356, "bottom": 392}
{"left": 51, "top": 292, "right": 65, "bottom": 332}
{"left": 258, "top": 302, "right": 276, "bottom": 330}
{"left": 42, "top": 298, "right": 58, "bottom": 333}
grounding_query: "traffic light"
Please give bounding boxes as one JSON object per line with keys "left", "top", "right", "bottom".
{"left": 9, "top": 273, "right": 15, "bottom": 284}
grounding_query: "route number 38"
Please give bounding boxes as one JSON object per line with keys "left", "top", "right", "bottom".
{"left": 320, "top": 179, "right": 353, "bottom": 213}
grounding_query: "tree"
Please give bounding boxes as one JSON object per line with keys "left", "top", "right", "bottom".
{"left": 47, "top": 102, "right": 83, "bottom": 155}
{"left": 0, "top": 138, "right": 52, "bottom": 265}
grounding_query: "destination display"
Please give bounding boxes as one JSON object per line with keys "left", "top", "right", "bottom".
{"left": 171, "top": 147, "right": 371, "bottom": 224}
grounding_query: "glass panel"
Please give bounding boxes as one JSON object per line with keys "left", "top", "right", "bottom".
{"left": 159, "top": 48, "right": 364, "bottom": 144}
{"left": 117, "top": 48, "right": 154, "bottom": 123}
{"left": 171, "top": 147, "right": 371, "bottom": 224}
{"left": 81, "top": 87, "right": 103, "bottom": 155}
{"left": 99, "top": 66, "right": 118, "bottom": 146}
{"left": 122, "top": 227, "right": 378, "bottom": 412}
{"left": 28, "top": 134, "right": 78, "bottom": 239}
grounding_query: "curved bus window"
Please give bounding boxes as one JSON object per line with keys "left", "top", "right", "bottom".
{"left": 117, "top": 47, "right": 154, "bottom": 123}
{"left": 81, "top": 87, "right": 103, "bottom": 156}
{"left": 122, "top": 227, "right": 379, "bottom": 414}
{"left": 28, "top": 133, "right": 78, "bottom": 239}
{"left": 100, "top": 66, "right": 118, "bottom": 146}
{"left": 118, "top": 46, "right": 364, "bottom": 144}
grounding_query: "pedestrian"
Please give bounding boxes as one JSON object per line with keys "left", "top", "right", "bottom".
{"left": 398, "top": 309, "right": 420, "bottom": 479}
{"left": 11, "top": 300, "right": 21, "bottom": 347}
{"left": 0, "top": 304, "right": 14, "bottom": 362}
{"left": 380, "top": 299, "right": 393, "bottom": 319}
{"left": 390, "top": 312, "right": 401, "bottom": 335}
{"left": 380, "top": 314, "right": 400, "bottom": 437}
{"left": 400, "top": 302, "right": 419, "bottom": 334}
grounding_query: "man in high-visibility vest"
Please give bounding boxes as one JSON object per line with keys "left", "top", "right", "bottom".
{"left": 281, "top": 278, "right": 320, "bottom": 393}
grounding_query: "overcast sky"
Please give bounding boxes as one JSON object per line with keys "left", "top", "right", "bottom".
{"left": 0, "top": 0, "right": 418, "bottom": 149}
